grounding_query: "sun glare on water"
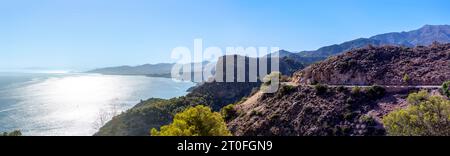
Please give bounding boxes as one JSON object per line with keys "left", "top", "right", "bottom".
{"left": 18, "top": 75, "right": 131, "bottom": 135}
{"left": 1, "top": 74, "right": 193, "bottom": 136}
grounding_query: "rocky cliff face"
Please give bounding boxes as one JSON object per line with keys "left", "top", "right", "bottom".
{"left": 294, "top": 43, "right": 450, "bottom": 85}
{"left": 228, "top": 86, "right": 395, "bottom": 136}
{"left": 228, "top": 43, "right": 450, "bottom": 136}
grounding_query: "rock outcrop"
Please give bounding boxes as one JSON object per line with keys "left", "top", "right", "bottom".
{"left": 229, "top": 44, "right": 450, "bottom": 136}
{"left": 294, "top": 43, "right": 450, "bottom": 85}
{"left": 228, "top": 86, "right": 393, "bottom": 136}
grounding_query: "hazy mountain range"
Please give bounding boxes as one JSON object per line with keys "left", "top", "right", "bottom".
{"left": 95, "top": 24, "right": 450, "bottom": 136}
{"left": 89, "top": 25, "right": 450, "bottom": 76}
{"left": 297, "top": 25, "right": 450, "bottom": 57}
{"left": 87, "top": 62, "right": 209, "bottom": 78}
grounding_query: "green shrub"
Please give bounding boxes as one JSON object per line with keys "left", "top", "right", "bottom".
{"left": 343, "top": 111, "right": 354, "bottom": 120}
{"left": 443, "top": 81, "right": 450, "bottom": 98}
{"left": 310, "top": 80, "right": 319, "bottom": 85}
{"left": 406, "top": 90, "right": 429, "bottom": 105}
{"left": 150, "top": 105, "right": 231, "bottom": 136}
{"left": 339, "top": 60, "right": 357, "bottom": 72}
{"left": 382, "top": 96, "right": 450, "bottom": 136}
{"left": 249, "top": 110, "right": 263, "bottom": 116}
{"left": 221, "top": 104, "right": 237, "bottom": 121}
{"left": 314, "top": 84, "right": 328, "bottom": 95}
{"left": 360, "top": 115, "right": 376, "bottom": 126}
{"left": 268, "top": 113, "right": 280, "bottom": 120}
{"left": 279, "top": 85, "right": 296, "bottom": 96}
{"left": 403, "top": 74, "right": 410, "bottom": 84}
{"left": 366, "top": 85, "right": 386, "bottom": 100}
{"left": 238, "top": 97, "right": 248, "bottom": 104}
{"left": 345, "top": 97, "right": 355, "bottom": 104}
{"left": 337, "top": 86, "right": 347, "bottom": 92}
{"left": 1, "top": 130, "right": 22, "bottom": 136}
{"left": 351, "top": 86, "right": 362, "bottom": 95}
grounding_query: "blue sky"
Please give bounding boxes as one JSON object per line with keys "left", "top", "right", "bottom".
{"left": 1, "top": 0, "right": 449, "bottom": 71}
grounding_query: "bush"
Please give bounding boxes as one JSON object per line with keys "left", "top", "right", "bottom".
{"left": 221, "top": 104, "right": 237, "bottom": 121}
{"left": 310, "top": 80, "right": 319, "bottom": 85}
{"left": 382, "top": 95, "right": 450, "bottom": 136}
{"left": 366, "top": 85, "right": 386, "bottom": 100}
{"left": 343, "top": 111, "right": 355, "bottom": 120}
{"left": 1, "top": 130, "right": 22, "bottom": 136}
{"left": 443, "top": 81, "right": 450, "bottom": 98}
{"left": 351, "top": 86, "right": 362, "bottom": 95}
{"left": 150, "top": 105, "right": 232, "bottom": 136}
{"left": 339, "top": 60, "right": 357, "bottom": 72}
{"left": 279, "top": 85, "right": 296, "bottom": 96}
{"left": 249, "top": 110, "right": 263, "bottom": 117}
{"left": 360, "top": 115, "right": 376, "bottom": 126}
{"left": 337, "top": 86, "right": 347, "bottom": 92}
{"left": 406, "top": 90, "right": 429, "bottom": 105}
{"left": 403, "top": 74, "right": 410, "bottom": 84}
{"left": 314, "top": 84, "right": 328, "bottom": 94}
{"left": 262, "top": 72, "right": 281, "bottom": 86}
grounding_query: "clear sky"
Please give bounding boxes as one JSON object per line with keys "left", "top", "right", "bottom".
{"left": 1, "top": 0, "right": 449, "bottom": 71}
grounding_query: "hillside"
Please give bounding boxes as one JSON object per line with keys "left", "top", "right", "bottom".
{"left": 95, "top": 54, "right": 311, "bottom": 136}
{"left": 294, "top": 43, "right": 450, "bottom": 85}
{"left": 228, "top": 86, "right": 392, "bottom": 136}
{"left": 298, "top": 25, "right": 450, "bottom": 57}
{"left": 95, "top": 27, "right": 450, "bottom": 136}
{"left": 228, "top": 44, "right": 450, "bottom": 136}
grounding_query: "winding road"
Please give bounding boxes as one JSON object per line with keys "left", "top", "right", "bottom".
{"left": 281, "top": 82, "right": 442, "bottom": 89}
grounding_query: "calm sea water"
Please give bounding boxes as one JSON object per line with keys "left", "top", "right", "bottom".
{"left": 0, "top": 73, "right": 194, "bottom": 136}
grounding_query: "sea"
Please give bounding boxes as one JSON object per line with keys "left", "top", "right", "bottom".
{"left": 0, "top": 72, "right": 194, "bottom": 136}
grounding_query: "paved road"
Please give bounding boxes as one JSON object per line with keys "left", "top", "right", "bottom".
{"left": 281, "top": 82, "right": 442, "bottom": 89}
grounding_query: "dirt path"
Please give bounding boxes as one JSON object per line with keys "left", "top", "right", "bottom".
{"left": 235, "top": 91, "right": 263, "bottom": 111}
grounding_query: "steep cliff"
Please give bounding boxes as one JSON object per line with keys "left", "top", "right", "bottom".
{"left": 294, "top": 43, "right": 450, "bottom": 85}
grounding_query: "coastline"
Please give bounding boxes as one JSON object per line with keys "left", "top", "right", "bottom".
{"left": 0, "top": 73, "right": 195, "bottom": 136}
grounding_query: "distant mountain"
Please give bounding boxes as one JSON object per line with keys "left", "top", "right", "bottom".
{"left": 298, "top": 25, "right": 450, "bottom": 57}
{"left": 95, "top": 25, "right": 450, "bottom": 136}
{"left": 87, "top": 62, "right": 209, "bottom": 78}
{"left": 88, "top": 51, "right": 324, "bottom": 79}
{"left": 270, "top": 49, "right": 296, "bottom": 58}
{"left": 90, "top": 25, "right": 450, "bottom": 76}
{"left": 88, "top": 63, "right": 174, "bottom": 75}
{"left": 265, "top": 49, "right": 327, "bottom": 65}
{"left": 371, "top": 25, "right": 450, "bottom": 46}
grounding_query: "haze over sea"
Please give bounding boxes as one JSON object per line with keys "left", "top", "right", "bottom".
{"left": 0, "top": 72, "right": 194, "bottom": 136}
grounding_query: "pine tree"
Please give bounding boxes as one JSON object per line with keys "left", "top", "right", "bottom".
{"left": 151, "top": 105, "right": 231, "bottom": 136}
